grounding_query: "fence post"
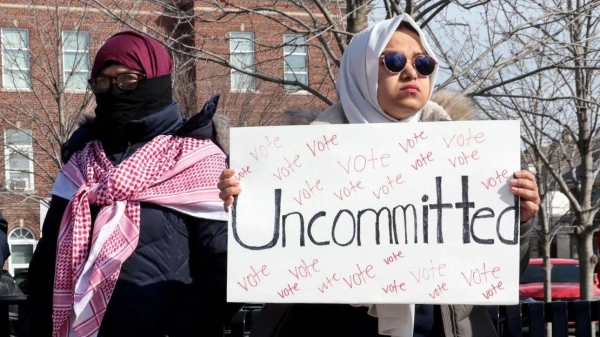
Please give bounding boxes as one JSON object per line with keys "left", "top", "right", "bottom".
{"left": 525, "top": 302, "right": 545, "bottom": 337}
{"left": 0, "top": 304, "right": 8, "bottom": 337}
{"left": 501, "top": 304, "right": 522, "bottom": 337}
{"left": 548, "top": 301, "right": 568, "bottom": 337}
{"left": 573, "top": 301, "right": 592, "bottom": 337}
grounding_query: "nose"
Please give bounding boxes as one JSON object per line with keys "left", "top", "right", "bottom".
{"left": 400, "top": 61, "right": 418, "bottom": 80}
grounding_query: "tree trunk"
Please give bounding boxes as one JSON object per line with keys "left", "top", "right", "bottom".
{"left": 577, "top": 229, "right": 596, "bottom": 300}
{"left": 542, "top": 239, "right": 553, "bottom": 337}
{"left": 542, "top": 239, "right": 553, "bottom": 302}
{"left": 345, "top": 0, "right": 370, "bottom": 42}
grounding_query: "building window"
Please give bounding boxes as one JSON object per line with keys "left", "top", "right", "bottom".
{"left": 1, "top": 28, "right": 31, "bottom": 90}
{"left": 62, "top": 30, "right": 89, "bottom": 91}
{"left": 8, "top": 228, "right": 36, "bottom": 276}
{"left": 283, "top": 35, "right": 308, "bottom": 92}
{"left": 230, "top": 32, "right": 255, "bottom": 91}
{"left": 4, "top": 129, "right": 34, "bottom": 191}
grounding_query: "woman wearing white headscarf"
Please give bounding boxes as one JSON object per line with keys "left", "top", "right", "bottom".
{"left": 219, "top": 13, "right": 539, "bottom": 337}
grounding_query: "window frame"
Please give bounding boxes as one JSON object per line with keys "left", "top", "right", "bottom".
{"left": 283, "top": 34, "right": 308, "bottom": 93}
{"left": 4, "top": 129, "right": 34, "bottom": 191}
{"left": 8, "top": 228, "right": 37, "bottom": 276}
{"left": 229, "top": 32, "right": 256, "bottom": 92}
{"left": 62, "top": 30, "right": 90, "bottom": 92}
{"left": 1, "top": 28, "right": 31, "bottom": 90}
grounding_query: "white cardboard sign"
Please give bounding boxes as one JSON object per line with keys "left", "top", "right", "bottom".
{"left": 227, "top": 120, "right": 521, "bottom": 305}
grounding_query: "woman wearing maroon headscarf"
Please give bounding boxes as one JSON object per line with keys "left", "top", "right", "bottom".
{"left": 27, "top": 31, "right": 240, "bottom": 337}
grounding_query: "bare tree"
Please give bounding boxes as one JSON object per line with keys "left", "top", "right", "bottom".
{"left": 79, "top": 0, "right": 494, "bottom": 110}
{"left": 41, "top": 0, "right": 597, "bottom": 302}
{"left": 483, "top": 56, "right": 574, "bottom": 308}
{"left": 430, "top": 0, "right": 600, "bottom": 299}
{"left": 76, "top": 1, "right": 600, "bottom": 301}
{"left": 0, "top": 1, "right": 134, "bottom": 205}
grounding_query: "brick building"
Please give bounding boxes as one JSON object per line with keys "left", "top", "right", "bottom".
{"left": 0, "top": 0, "right": 341, "bottom": 276}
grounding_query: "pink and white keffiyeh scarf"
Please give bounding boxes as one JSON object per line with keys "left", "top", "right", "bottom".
{"left": 49, "top": 135, "right": 228, "bottom": 337}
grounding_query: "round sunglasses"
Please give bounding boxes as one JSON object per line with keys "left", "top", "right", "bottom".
{"left": 381, "top": 52, "right": 437, "bottom": 77}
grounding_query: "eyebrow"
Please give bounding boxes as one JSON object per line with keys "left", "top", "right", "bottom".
{"left": 382, "top": 50, "right": 427, "bottom": 57}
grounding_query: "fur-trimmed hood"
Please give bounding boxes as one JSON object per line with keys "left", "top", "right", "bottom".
{"left": 430, "top": 89, "right": 475, "bottom": 122}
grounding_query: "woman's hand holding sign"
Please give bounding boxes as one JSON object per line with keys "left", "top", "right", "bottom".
{"left": 510, "top": 170, "right": 540, "bottom": 223}
{"left": 218, "top": 169, "right": 241, "bottom": 211}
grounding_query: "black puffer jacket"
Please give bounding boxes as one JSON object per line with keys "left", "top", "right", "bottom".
{"left": 27, "top": 96, "right": 241, "bottom": 337}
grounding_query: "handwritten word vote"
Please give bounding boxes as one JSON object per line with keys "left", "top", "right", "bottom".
{"left": 460, "top": 263, "right": 504, "bottom": 300}
{"left": 481, "top": 169, "right": 509, "bottom": 190}
{"left": 277, "top": 282, "right": 300, "bottom": 299}
{"left": 411, "top": 152, "right": 434, "bottom": 170}
{"left": 293, "top": 179, "right": 323, "bottom": 205}
{"left": 410, "top": 260, "right": 446, "bottom": 283}
{"left": 382, "top": 279, "right": 407, "bottom": 294}
{"left": 383, "top": 250, "right": 404, "bottom": 265}
{"left": 398, "top": 131, "right": 427, "bottom": 153}
{"left": 372, "top": 173, "right": 405, "bottom": 199}
{"left": 429, "top": 283, "right": 449, "bottom": 299}
{"left": 343, "top": 264, "right": 376, "bottom": 289}
{"left": 443, "top": 129, "right": 485, "bottom": 148}
{"left": 306, "top": 134, "right": 339, "bottom": 157}
{"left": 337, "top": 149, "right": 390, "bottom": 174}
{"left": 317, "top": 273, "right": 341, "bottom": 293}
{"left": 288, "top": 258, "right": 321, "bottom": 280}
{"left": 272, "top": 155, "right": 302, "bottom": 181}
{"left": 448, "top": 150, "right": 480, "bottom": 167}
{"left": 234, "top": 166, "right": 252, "bottom": 180}
{"left": 333, "top": 180, "right": 364, "bottom": 201}
{"left": 236, "top": 264, "right": 270, "bottom": 291}
{"left": 250, "top": 136, "right": 281, "bottom": 161}
{"left": 482, "top": 281, "right": 504, "bottom": 299}
{"left": 461, "top": 263, "right": 501, "bottom": 287}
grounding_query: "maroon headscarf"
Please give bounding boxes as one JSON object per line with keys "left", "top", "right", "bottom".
{"left": 91, "top": 31, "right": 173, "bottom": 78}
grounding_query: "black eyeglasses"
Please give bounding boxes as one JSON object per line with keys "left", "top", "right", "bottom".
{"left": 381, "top": 52, "right": 437, "bottom": 77}
{"left": 88, "top": 73, "right": 147, "bottom": 94}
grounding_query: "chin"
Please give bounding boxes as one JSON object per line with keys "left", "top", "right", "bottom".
{"left": 386, "top": 110, "right": 419, "bottom": 120}
{"left": 393, "top": 105, "right": 422, "bottom": 117}
{"left": 399, "top": 100, "right": 426, "bottom": 112}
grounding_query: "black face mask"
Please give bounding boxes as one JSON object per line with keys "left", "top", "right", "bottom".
{"left": 93, "top": 74, "right": 173, "bottom": 147}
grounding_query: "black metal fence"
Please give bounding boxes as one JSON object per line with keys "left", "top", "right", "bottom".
{"left": 500, "top": 301, "right": 600, "bottom": 337}
{"left": 224, "top": 303, "right": 263, "bottom": 337}
{"left": 2, "top": 298, "right": 600, "bottom": 337}
{"left": 0, "top": 296, "right": 26, "bottom": 337}
{"left": 225, "top": 302, "right": 600, "bottom": 337}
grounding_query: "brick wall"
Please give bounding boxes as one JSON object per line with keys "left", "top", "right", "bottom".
{"left": 190, "top": 1, "right": 341, "bottom": 126}
{"left": 0, "top": 0, "right": 341, "bottom": 274}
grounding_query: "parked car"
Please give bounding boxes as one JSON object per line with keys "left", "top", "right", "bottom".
{"left": 519, "top": 258, "right": 600, "bottom": 301}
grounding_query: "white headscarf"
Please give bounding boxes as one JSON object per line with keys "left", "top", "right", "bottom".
{"left": 336, "top": 13, "right": 439, "bottom": 124}
{"left": 340, "top": 13, "right": 440, "bottom": 337}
